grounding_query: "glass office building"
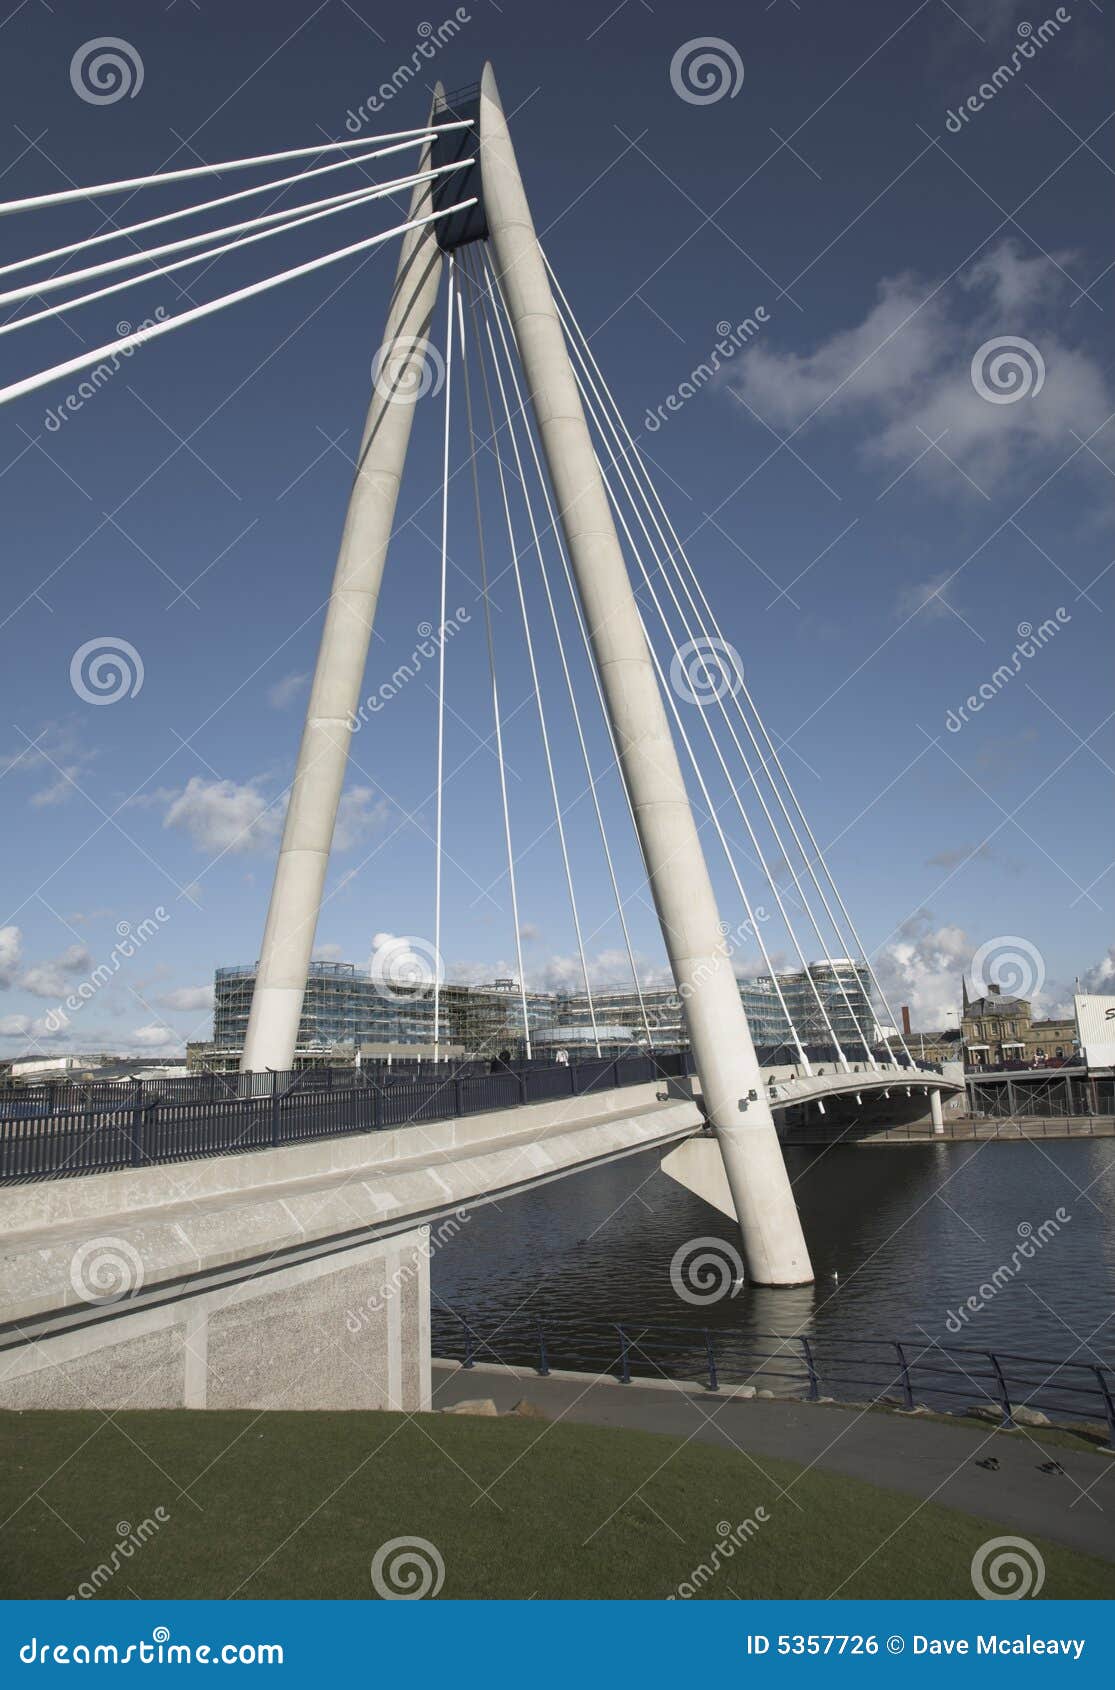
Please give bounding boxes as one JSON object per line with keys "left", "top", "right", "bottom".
{"left": 212, "top": 958, "right": 881, "bottom": 1064}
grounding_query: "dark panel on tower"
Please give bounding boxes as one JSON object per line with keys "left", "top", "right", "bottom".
{"left": 431, "top": 85, "right": 488, "bottom": 251}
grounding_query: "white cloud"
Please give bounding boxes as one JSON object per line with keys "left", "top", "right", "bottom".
{"left": 925, "top": 842, "right": 999, "bottom": 871}
{"left": 731, "top": 240, "right": 1112, "bottom": 492}
{"left": 0, "top": 925, "right": 22, "bottom": 988}
{"left": 873, "top": 912, "right": 971, "bottom": 1029}
{"left": 894, "top": 572, "right": 960, "bottom": 623}
{"left": 0, "top": 1010, "right": 69, "bottom": 1044}
{"left": 1080, "top": 945, "right": 1115, "bottom": 993}
{"left": 128, "top": 1022, "right": 183, "bottom": 1052}
{"left": 163, "top": 776, "right": 281, "bottom": 855}
{"left": 19, "top": 944, "right": 93, "bottom": 999}
{"left": 333, "top": 786, "right": 391, "bottom": 851}
{"left": 1043, "top": 943, "right": 1115, "bottom": 1017}
{"left": 159, "top": 776, "right": 387, "bottom": 859}
{"left": 0, "top": 722, "right": 96, "bottom": 809}
{"left": 267, "top": 671, "right": 309, "bottom": 710}
{"left": 313, "top": 943, "right": 345, "bottom": 962}
{"left": 155, "top": 984, "right": 214, "bottom": 1012}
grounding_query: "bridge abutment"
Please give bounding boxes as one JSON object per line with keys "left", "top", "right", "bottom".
{"left": 0, "top": 1225, "right": 432, "bottom": 1413}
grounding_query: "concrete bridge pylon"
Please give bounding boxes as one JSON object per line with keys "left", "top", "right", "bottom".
{"left": 242, "top": 65, "right": 813, "bottom": 1287}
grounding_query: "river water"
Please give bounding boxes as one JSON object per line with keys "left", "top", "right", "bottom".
{"left": 431, "top": 1138, "right": 1115, "bottom": 1391}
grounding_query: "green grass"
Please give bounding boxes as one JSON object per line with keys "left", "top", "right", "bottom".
{"left": 1, "top": 1410, "right": 1111, "bottom": 1600}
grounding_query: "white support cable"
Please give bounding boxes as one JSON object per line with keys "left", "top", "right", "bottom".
{"left": 0, "top": 121, "right": 472, "bottom": 216}
{"left": 0, "top": 159, "right": 469, "bottom": 309}
{"left": 594, "top": 449, "right": 811, "bottom": 1071}
{"left": 0, "top": 197, "right": 477, "bottom": 412}
{"left": 462, "top": 250, "right": 601, "bottom": 1057}
{"left": 536, "top": 279, "right": 807, "bottom": 1066}
{"left": 433, "top": 255, "right": 457, "bottom": 1062}
{"left": 580, "top": 423, "right": 878, "bottom": 1067}
{"left": 455, "top": 286, "right": 532, "bottom": 1060}
{"left": 548, "top": 291, "right": 871, "bottom": 1072}
{"left": 543, "top": 251, "right": 908, "bottom": 1069}
{"left": 556, "top": 298, "right": 846, "bottom": 1071}
{"left": 0, "top": 136, "right": 441, "bottom": 285}
{"left": 0, "top": 170, "right": 454, "bottom": 341}
{"left": 479, "top": 251, "right": 655, "bottom": 1053}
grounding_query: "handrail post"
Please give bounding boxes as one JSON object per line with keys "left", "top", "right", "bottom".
{"left": 270, "top": 1069, "right": 281, "bottom": 1148}
{"left": 988, "top": 1351, "right": 1014, "bottom": 1427}
{"left": 1093, "top": 1366, "right": 1115, "bottom": 1454}
{"left": 616, "top": 1323, "right": 631, "bottom": 1384}
{"left": 129, "top": 1081, "right": 146, "bottom": 1167}
{"left": 800, "top": 1336, "right": 820, "bottom": 1401}
{"left": 704, "top": 1329, "right": 719, "bottom": 1392}
{"left": 536, "top": 1318, "right": 551, "bottom": 1377}
{"left": 894, "top": 1341, "right": 915, "bottom": 1410}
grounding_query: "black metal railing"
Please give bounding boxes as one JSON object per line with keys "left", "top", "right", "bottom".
{"left": 437, "top": 1311, "right": 1115, "bottom": 1449}
{"left": 0, "top": 1052, "right": 691, "bottom": 1183}
{"left": 782, "top": 1116, "right": 1114, "bottom": 1144}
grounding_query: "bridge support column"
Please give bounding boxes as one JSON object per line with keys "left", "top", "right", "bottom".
{"left": 241, "top": 110, "right": 445, "bottom": 1073}
{"left": 930, "top": 1089, "right": 944, "bottom": 1134}
{"left": 477, "top": 65, "right": 811, "bottom": 1285}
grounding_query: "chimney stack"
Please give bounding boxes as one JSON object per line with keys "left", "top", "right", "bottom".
{"left": 901, "top": 1005, "right": 912, "bottom": 1036}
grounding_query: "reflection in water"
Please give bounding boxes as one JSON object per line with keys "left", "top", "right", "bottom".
{"left": 431, "top": 1139, "right": 1115, "bottom": 1370}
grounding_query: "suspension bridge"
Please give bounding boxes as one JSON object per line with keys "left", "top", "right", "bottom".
{"left": 0, "top": 65, "right": 959, "bottom": 1411}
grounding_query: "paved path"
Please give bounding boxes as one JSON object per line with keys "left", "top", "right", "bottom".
{"left": 431, "top": 1359, "right": 1115, "bottom": 1566}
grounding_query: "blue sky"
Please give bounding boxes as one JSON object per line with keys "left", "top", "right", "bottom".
{"left": 0, "top": 0, "right": 1111, "bottom": 1059}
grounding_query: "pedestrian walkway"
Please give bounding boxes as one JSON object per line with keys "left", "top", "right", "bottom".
{"left": 431, "top": 1359, "right": 1115, "bottom": 1566}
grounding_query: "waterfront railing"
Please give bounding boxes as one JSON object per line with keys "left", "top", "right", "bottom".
{"left": 439, "top": 1311, "right": 1115, "bottom": 1448}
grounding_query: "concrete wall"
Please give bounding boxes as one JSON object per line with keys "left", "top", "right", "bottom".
{"left": 0, "top": 1082, "right": 699, "bottom": 1412}
{"left": 0, "top": 1225, "right": 431, "bottom": 1413}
